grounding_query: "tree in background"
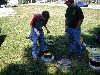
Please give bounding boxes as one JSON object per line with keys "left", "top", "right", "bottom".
{"left": 0, "top": 0, "right": 7, "bottom": 5}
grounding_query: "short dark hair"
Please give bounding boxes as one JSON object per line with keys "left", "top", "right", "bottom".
{"left": 42, "top": 10, "right": 50, "bottom": 19}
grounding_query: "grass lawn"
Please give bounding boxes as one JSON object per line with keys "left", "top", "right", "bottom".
{"left": 0, "top": 5, "right": 100, "bottom": 75}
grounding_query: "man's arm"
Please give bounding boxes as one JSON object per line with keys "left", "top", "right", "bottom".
{"left": 44, "top": 25, "right": 50, "bottom": 33}
{"left": 44, "top": 19, "right": 50, "bottom": 33}
{"left": 76, "top": 19, "right": 83, "bottom": 29}
{"left": 65, "top": 19, "right": 67, "bottom": 32}
{"left": 65, "top": 19, "right": 67, "bottom": 27}
{"left": 76, "top": 7, "right": 84, "bottom": 29}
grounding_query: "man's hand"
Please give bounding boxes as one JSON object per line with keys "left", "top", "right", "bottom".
{"left": 44, "top": 26, "right": 50, "bottom": 33}
{"left": 47, "top": 29, "right": 50, "bottom": 33}
{"left": 76, "top": 20, "right": 83, "bottom": 30}
{"left": 34, "top": 28, "right": 40, "bottom": 36}
{"left": 65, "top": 26, "right": 67, "bottom": 32}
{"left": 76, "top": 26, "right": 80, "bottom": 30}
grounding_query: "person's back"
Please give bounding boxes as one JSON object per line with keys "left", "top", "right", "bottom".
{"left": 29, "top": 10, "right": 50, "bottom": 60}
{"left": 32, "top": 14, "right": 48, "bottom": 32}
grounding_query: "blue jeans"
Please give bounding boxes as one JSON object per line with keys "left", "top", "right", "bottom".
{"left": 31, "top": 28, "right": 47, "bottom": 56}
{"left": 66, "top": 27, "right": 82, "bottom": 57}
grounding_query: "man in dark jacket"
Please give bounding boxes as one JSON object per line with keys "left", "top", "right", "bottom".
{"left": 65, "top": 0, "right": 84, "bottom": 60}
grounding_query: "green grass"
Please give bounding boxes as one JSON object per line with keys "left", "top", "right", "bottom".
{"left": 0, "top": 5, "right": 100, "bottom": 75}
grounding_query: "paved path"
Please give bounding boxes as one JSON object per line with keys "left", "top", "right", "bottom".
{"left": 0, "top": 3, "right": 100, "bottom": 17}
{"left": 0, "top": 8, "right": 16, "bottom": 17}
{"left": 88, "top": 5, "right": 100, "bottom": 9}
{"left": 21, "top": 2, "right": 100, "bottom": 9}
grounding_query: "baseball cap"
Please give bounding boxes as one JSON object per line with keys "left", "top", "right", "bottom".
{"left": 64, "top": 0, "right": 74, "bottom": 5}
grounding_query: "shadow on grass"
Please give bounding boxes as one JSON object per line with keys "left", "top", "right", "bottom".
{"left": 22, "top": 45, "right": 68, "bottom": 75}
{"left": 0, "top": 25, "right": 100, "bottom": 75}
{"left": 0, "top": 35, "right": 7, "bottom": 47}
{"left": 0, "top": 46, "right": 49, "bottom": 75}
{"left": 0, "top": 63, "right": 27, "bottom": 75}
{"left": 0, "top": 36, "right": 68, "bottom": 75}
{"left": 82, "top": 25, "right": 100, "bottom": 47}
